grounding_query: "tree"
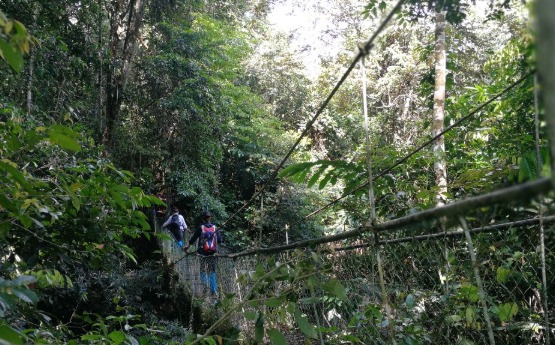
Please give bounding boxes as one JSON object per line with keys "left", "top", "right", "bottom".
{"left": 432, "top": 10, "right": 448, "bottom": 207}
{"left": 103, "top": 0, "right": 149, "bottom": 151}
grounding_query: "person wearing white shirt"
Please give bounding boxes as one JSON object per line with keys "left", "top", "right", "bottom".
{"left": 162, "top": 206, "right": 188, "bottom": 247}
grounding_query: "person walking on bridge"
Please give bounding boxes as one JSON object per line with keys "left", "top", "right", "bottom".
{"left": 162, "top": 206, "right": 188, "bottom": 248}
{"left": 184, "top": 211, "right": 221, "bottom": 297}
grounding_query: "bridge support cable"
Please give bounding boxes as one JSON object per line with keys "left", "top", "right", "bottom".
{"left": 331, "top": 216, "right": 555, "bottom": 250}
{"left": 460, "top": 216, "right": 496, "bottom": 345}
{"left": 220, "top": 0, "right": 406, "bottom": 228}
{"left": 288, "top": 72, "right": 534, "bottom": 229}
{"left": 223, "top": 177, "right": 551, "bottom": 258}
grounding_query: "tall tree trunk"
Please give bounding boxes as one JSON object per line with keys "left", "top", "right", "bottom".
{"left": 432, "top": 11, "right": 447, "bottom": 207}
{"left": 537, "top": 0, "right": 555, "bottom": 186}
{"left": 26, "top": 6, "right": 38, "bottom": 116}
{"left": 98, "top": 0, "right": 105, "bottom": 141}
{"left": 102, "top": 0, "right": 147, "bottom": 152}
{"left": 26, "top": 47, "right": 34, "bottom": 115}
{"left": 535, "top": 4, "right": 555, "bottom": 343}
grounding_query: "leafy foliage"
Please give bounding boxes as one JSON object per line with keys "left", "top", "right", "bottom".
{"left": 0, "top": 10, "right": 33, "bottom": 72}
{"left": 0, "top": 112, "right": 167, "bottom": 343}
{"left": 279, "top": 160, "right": 366, "bottom": 191}
{"left": 0, "top": 0, "right": 546, "bottom": 344}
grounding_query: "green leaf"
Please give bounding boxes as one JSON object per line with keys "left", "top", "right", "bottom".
{"left": 0, "top": 193, "right": 17, "bottom": 213}
{"left": 0, "top": 221, "right": 9, "bottom": 239}
{"left": 71, "top": 195, "right": 81, "bottom": 211}
{"left": 518, "top": 153, "right": 537, "bottom": 182}
{"left": 81, "top": 334, "right": 104, "bottom": 341}
{"left": 279, "top": 162, "right": 310, "bottom": 178}
{"left": 323, "top": 279, "right": 346, "bottom": 300}
{"left": 11, "top": 287, "right": 38, "bottom": 304}
{"left": 497, "top": 302, "right": 518, "bottom": 322}
{"left": 0, "top": 160, "right": 29, "bottom": 190}
{"left": 447, "top": 315, "right": 462, "bottom": 323}
{"left": 251, "top": 265, "right": 266, "bottom": 280}
{"left": 147, "top": 195, "right": 165, "bottom": 206}
{"left": 264, "top": 297, "right": 282, "bottom": 307}
{"left": 458, "top": 338, "right": 475, "bottom": 345}
{"left": 294, "top": 308, "right": 317, "bottom": 339}
{"left": 19, "top": 214, "right": 32, "bottom": 228}
{"left": 459, "top": 284, "right": 479, "bottom": 302}
{"left": 254, "top": 324, "right": 264, "bottom": 343}
{"left": 496, "top": 267, "right": 511, "bottom": 283}
{"left": 318, "top": 172, "right": 333, "bottom": 189}
{"left": 120, "top": 247, "right": 138, "bottom": 264}
{"left": 12, "top": 21, "right": 26, "bottom": 35}
{"left": 202, "top": 336, "right": 217, "bottom": 345}
{"left": 108, "top": 330, "right": 126, "bottom": 344}
{"left": 244, "top": 311, "right": 257, "bottom": 320}
{"left": 267, "top": 328, "right": 287, "bottom": 345}
{"left": 465, "top": 306, "right": 475, "bottom": 323}
{"left": 0, "top": 323, "right": 24, "bottom": 345}
{"left": 48, "top": 126, "right": 81, "bottom": 152}
{"left": 307, "top": 165, "right": 328, "bottom": 188}
{"left": 0, "top": 38, "right": 23, "bottom": 72}
{"left": 4, "top": 20, "right": 13, "bottom": 33}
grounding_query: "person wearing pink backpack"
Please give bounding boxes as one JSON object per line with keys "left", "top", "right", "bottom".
{"left": 184, "top": 211, "right": 222, "bottom": 296}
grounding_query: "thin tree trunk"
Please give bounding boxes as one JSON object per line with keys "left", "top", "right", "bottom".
{"left": 103, "top": 0, "right": 125, "bottom": 149}
{"left": 535, "top": 1, "right": 554, "bottom": 343}
{"left": 98, "top": 0, "right": 105, "bottom": 141}
{"left": 26, "top": 47, "right": 34, "bottom": 115}
{"left": 537, "top": 0, "right": 555, "bottom": 187}
{"left": 26, "top": 7, "right": 38, "bottom": 116}
{"left": 122, "top": 0, "right": 145, "bottom": 81}
{"left": 432, "top": 11, "right": 447, "bottom": 207}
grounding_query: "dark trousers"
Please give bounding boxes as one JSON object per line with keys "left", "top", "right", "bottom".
{"left": 168, "top": 227, "right": 183, "bottom": 245}
{"left": 199, "top": 255, "right": 217, "bottom": 294}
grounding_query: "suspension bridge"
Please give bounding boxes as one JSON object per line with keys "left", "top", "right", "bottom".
{"left": 154, "top": 1, "right": 555, "bottom": 343}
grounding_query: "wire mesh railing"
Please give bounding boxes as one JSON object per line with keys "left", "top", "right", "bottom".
{"left": 157, "top": 186, "right": 553, "bottom": 344}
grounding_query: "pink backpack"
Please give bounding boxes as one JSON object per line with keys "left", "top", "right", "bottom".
{"left": 201, "top": 225, "right": 217, "bottom": 253}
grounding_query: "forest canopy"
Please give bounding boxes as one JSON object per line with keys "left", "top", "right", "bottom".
{"left": 0, "top": 0, "right": 551, "bottom": 344}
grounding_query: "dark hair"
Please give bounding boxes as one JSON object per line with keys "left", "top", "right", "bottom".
{"left": 202, "top": 211, "right": 212, "bottom": 219}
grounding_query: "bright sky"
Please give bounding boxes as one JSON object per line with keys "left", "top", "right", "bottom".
{"left": 266, "top": 0, "right": 507, "bottom": 80}
{"left": 268, "top": 0, "right": 344, "bottom": 78}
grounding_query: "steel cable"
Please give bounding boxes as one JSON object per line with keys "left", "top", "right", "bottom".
{"left": 220, "top": 0, "right": 407, "bottom": 228}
